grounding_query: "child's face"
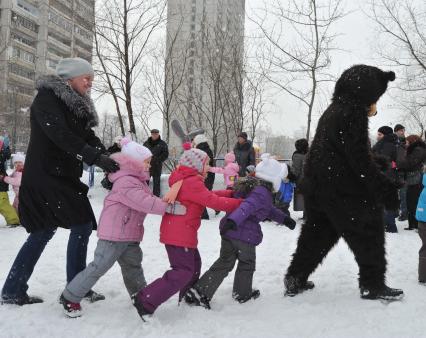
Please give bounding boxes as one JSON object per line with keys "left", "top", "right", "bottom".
{"left": 15, "top": 161, "right": 24, "bottom": 171}
{"left": 143, "top": 158, "right": 151, "bottom": 172}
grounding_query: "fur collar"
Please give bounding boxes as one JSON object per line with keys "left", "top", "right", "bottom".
{"left": 36, "top": 75, "right": 99, "bottom": 128}
{"left": 233, "top": 176, "right": 273, "bottom": 196}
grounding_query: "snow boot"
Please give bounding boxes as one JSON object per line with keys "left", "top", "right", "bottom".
{"left": 1, "top": 294, "right": 43, "bottom": 306}
{"left": 360, "top": 286, "right": 404, "bottom": 301}
{"left": 84, "top": 290, "right": 105, "bottom": 303}
{"left": 184, "top": 288, "right": 211, "bottom": 309}
{"left": 131, "top": 294, "right": 152, "bottom": 321}
{"left": 284, "top": 275, "right": 315, "bottom": 297}
{"left": 234, "top": 289, "right": 260, "bottom": 303}
{"left": 59, "top": 294, "right": 82, "bottom": 318}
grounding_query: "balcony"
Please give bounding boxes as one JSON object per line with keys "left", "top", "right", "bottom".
{"left": 12, "top": 0, "right": 40, "bottom": 21}
{"left": 47, "top": 35, "right": 71, "bottom": 53}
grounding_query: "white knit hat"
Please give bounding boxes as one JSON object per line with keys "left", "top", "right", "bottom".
{"left": 12, "top": 152, "right": 25, "bottom": 164}
{"left": 120, "top": 137, "right": 152, "bottom": 162}
{"left": 179, "top": 148, "right": 208, "bottom": 173}
{"left": 193, "top": 134, "right": 208, "bottom": 146}
{"left": 255, "top": 153, "right": 287, "bottom": 191}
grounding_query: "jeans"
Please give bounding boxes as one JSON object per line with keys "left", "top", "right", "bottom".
{"left": 384, "top": 209, "right": 397, "bottom": 233}
{"left": 2, "top": 223, "right": 92, "bottom": 301}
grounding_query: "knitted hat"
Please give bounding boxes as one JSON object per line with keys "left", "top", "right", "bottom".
{"left": 255, "top": 153, "right": 287, "bottom": 191}
{"left": 179, "top": 148, "right": 208, "bottom": 173}
{"left": 56, "top": 57, "right": 94, "bottom": 80}
{"left": 193, "top": 134, "right": 208, "bottom": 146}
{"left": 224, "top": 152, "right": 236, "bottom": 164}
{"left": 12, "top": 152, "right": 25, "bottom": 164}
{"left": 120, "top": 137, "right": 152, "bottom": 162}
{"left": 378, "top": 126, "right": 394, "bottom": 136}
{"left": 333, "top": 65, "right": 395, "bottom": 106}
{"left": 394, "top": 124, "right": 405, "bottom": 132}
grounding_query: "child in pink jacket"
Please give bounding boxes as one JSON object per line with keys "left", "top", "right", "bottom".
{"left": 59, "top": 138, "right": 186, "bottom": 318}
{"left": 209, "top": 152, "right": 240, "bottom": 189}
{"left": 2, "top": 153, "right": 25, "bottom": 213}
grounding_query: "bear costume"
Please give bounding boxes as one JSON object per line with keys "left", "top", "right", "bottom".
{"left": 284, "top": 65, "right": 404, "bottom": 301}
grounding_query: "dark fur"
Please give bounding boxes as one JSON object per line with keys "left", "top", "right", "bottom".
{"left": 286, "top": 65, "right": 396, "bottom": 290}
{"left": 233, "top": 176, "right": 273, "bottom": 196}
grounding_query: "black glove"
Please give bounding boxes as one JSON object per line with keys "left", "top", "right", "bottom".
{"left": 94, "top": 154, "right": 119, "bottom": 173}
{"left": 282, "top": 216, "right": 296, "bottom": 230}
{"left": 101, "top": 176, "right": 113, "bottom": 190}
{"left": 220, "top": 219, "right": 237, "bottom": 235}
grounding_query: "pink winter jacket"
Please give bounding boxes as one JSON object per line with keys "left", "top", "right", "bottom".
{"left": 4, "top": 171, "right": 22, "bottom": 196}
{"left": 97, "top": 153, "right": 168, "bottom": 242}
{"left": 209, "top": 152, "right": 239, "bottom": 188}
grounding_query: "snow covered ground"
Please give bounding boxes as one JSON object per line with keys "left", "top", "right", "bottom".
{"left": 0, "top": 174, "right": 425, "bottom": 338}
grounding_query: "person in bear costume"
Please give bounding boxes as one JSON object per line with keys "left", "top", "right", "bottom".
{"left": 284, "top": 65, "right": 404, "bottom": 301}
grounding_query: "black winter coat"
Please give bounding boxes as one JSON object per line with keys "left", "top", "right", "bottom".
{"left": 234, "top": 141, "right": 256, "bottom": 177}
{"left": 19, "top": 76, "right": 106, "bottom": 233}
{"left": 143, "top": 137, "right": 169, "bottom": 176}
{"left": 397, "top": 140, "right": 426, "bottom": 186}
{"left": 371, "top": 133, "right": 398, "bottom": 182}
{"left": 0, "top": 146, "right": 11, "bottom": 192}
{"left": 196, "top": 141, "right": 215, "bottom": 190}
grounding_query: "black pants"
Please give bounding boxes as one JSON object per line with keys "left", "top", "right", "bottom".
{"left": 147, "top": 174, "right": 161, "bottom": 197}
{"left": 194, "top": 237, "right": 256, "bottom": 300}
{"left": 286, "top": 204, "right": 386, "bottom": 290}
{"left": 407, "top": 184, "right": 422, "bottom": 229}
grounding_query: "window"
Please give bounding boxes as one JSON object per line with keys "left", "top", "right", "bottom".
{"left": 8, "top": 63, "right": 35, "bottom": 80}
{"left": 12, "top": 47, "right": 35, "bottom": 63}
{"left": 17, "top": 0, "right": 39, "bottom": 17}
{"left": 11, "top": 32, "right": 36, "bottom": 48}
{"left": 13, "top": 12, "right": 38, "bottom": 33}
{"left": 74, "top": 25, "right": 92, "bottom": 41}
{"left": 46, "top": 58, "right": 59, "bottom": 69}
{"left": 48, "top": 10, "right": 73, "bottom": 33}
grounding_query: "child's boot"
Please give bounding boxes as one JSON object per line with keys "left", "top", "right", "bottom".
{"left": 59, "top": 294, "right": 82, "bottom": 318}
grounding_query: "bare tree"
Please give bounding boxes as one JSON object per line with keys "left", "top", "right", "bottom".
{"left": 249, "top": 0, "right": 345, "bottom": 140}
{"left": 368, "top": 0, "right": 425, "bottom": 134}
{"left": 94, "top": 0, "right": 166, "bottom": 140}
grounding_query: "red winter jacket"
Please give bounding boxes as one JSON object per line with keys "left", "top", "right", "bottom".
{"left": 160, "top": 166, "right": 242, "bottom": 248}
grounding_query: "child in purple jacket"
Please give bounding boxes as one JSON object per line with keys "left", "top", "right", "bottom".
{"left": 185, "top": 154, "right": 296, "bottom": 308}
{"left": 59, "top": 138, "right": 186, "bottom": 318}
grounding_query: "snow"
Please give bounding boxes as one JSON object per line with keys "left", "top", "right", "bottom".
{"left": 0, "top": 174, "right": 425, "bottom": 338}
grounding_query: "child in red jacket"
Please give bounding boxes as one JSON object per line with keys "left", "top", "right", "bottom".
{"left": 133, "top": 148, "right": 241, "bottom": 319}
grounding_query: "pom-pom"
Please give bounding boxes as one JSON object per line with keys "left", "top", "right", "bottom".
{"left": 120, "top": 137, "right": 131, "bottom": 147}
{"left": 182, "top": 142, "right": 192, "bottom": 150}
{"left": 386, "top": 71, "right": 395, "bottom": 82}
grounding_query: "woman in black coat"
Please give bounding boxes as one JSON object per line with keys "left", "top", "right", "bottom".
{"left": 291, "top": 139, "right": 309, "bottom": 214}
{"left": 193, "top": 134, "right": 215, "bottom": 219}
{"left": 1, "top": 59, "right": 118, "bottom": 305}
{"left": 397, "top": 135, "right": 426, "bottom": 230}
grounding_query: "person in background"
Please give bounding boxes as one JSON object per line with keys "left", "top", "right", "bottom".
{"left": 290, "top": 139, "right": 309, "bottom": 218}
{"left": 209, "top": 152, "right": 239, "bottom": 190}
{"left": 0, "top": 136, "right": 20, "bottom": 227}
{"left": 372, "top": 126, "right": 399, "bottom": 233}
{"left": 143, "top": 129, "right": 169, "bottom": 197}
{"left": 416, "top": 165, "right": 426, "bottom": 285}
{"left": 193, "top": 134, "right": 215, "bottom": 220}
{"left": 1, "top": 153, "right": 25, "bottom": 216}
{"left": 394, "top": 124, "right": 408, "bottom": 221}
{"left": 397, "top": 135, "right": 426, "bottom": 230}
{"left": 234, "top": 132, "right": 256, "bottom": 177}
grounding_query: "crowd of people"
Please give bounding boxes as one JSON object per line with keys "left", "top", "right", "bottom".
{"left": 0, "top": 58, "right": 425, "bottom": 322}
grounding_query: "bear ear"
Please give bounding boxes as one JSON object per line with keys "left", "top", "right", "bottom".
{"left": 386, "top": 71, "right": 396, "bottom": 82}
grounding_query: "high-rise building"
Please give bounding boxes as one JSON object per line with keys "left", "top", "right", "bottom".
{"left": 0, "top": 0, "right": 94, "bottom": 152}
{"left": 164, "top": 0, "right": 245, "bottom": 157}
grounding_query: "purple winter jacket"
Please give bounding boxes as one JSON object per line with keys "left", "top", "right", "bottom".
{"left": 220, "top": 185, "right": 286, "bottom": 246}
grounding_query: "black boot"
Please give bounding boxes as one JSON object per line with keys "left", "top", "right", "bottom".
{"left": 1, "top": 294, "right": 43, "bottom": 306}
{"left": 184, "top": 288, "right": 211, "bottom": 309}
{"left": 360, "top": 285, "right": 404, "bottom": 301}
{"left": 84, "top": 290, "right": 105, "bottom": 303}
{"left": 284, "top": 275, "right": 315, "bottom": 297}
{"left": 234, "top": 289, "right": 260, "bottom": 303}
{"left": 131, "top": 294, "right": 152, "bottom": 321}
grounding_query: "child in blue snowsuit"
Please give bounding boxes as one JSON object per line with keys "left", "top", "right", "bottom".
{"left": 416, "top": 168, "right": 426, "bottom": 283}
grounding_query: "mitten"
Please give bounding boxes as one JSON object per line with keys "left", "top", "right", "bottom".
{"left": 94, "top": 154, "right": 120, "bottom": 173}
{"left": 282, "top": 216, "right": 296, "bottom": 230}
{"left": 101, "top": 176, "right": 113, "bottom": 190}
{"left": 220, "top": 219, "right": 237, "bottom": 235}
{"left": 165, "top": 201, "right": 187, "bottom": 215}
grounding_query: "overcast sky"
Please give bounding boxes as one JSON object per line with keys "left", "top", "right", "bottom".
{"left": 245, "top": 0, "right": 408, "bottom": 138}
{"left": 96, "top": 0, "right": 417, "bottom": 139}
